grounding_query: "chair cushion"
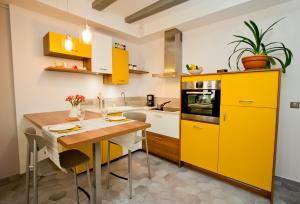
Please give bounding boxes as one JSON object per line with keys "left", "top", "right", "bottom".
{"left": 109, "top": 133, "right": 143, "bottom": 151}
{"left": 59, "top": 149, "right": 90, "bottom": 169}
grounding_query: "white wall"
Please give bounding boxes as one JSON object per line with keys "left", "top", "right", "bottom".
{"left": 10, "top": 0, "right": 300, "bottom": 183}
{"left": 183, "top": 0, "right": 300, "bottom": 182}
{"left": 7, "top": 5, "right": 130, "bottom": 173}
{"left": 9, "top": 4, "right": 179, "bottom": 174}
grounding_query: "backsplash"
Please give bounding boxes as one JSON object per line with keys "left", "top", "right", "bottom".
{"left": 84, "top": 97, "right": 180, "bottom": 108}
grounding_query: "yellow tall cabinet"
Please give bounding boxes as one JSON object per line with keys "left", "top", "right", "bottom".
{"left": 218, "top": 70, "right": 280, "bottom": 192}
{"left": 103, "top": 48, "right": 129, "bottom": 84}
{"left": 180, "top": 70, "right": 280, "bottom": 197}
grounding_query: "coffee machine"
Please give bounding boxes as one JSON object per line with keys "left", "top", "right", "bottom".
{"left": 147, "top": 95, "right": 155, "bottom": 107}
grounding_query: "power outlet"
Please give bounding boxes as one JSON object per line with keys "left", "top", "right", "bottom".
{"left": 290, "top": 102, "right": 300, "bottom": 109}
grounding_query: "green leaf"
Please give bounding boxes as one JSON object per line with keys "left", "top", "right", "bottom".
{"left": 261, "top": 18, "right": 285, "bottom": 40}
{"left": 233, "top": 35, "right": 257, "bottom": 51}
{"left": 249, "top": 20, "right": 261, "bottom": 50}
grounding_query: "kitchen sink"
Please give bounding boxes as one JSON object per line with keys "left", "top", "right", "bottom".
{"left": 150, "top": 107, "right": 180, "bottom": 112}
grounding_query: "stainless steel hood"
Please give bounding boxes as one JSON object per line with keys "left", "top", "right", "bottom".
{"left": 152, "top": 28, "right": 182, "bottom": 78}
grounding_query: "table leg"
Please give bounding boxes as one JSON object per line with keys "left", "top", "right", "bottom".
{"left": 93, "top": 142, "right": 102, "bottom": 204}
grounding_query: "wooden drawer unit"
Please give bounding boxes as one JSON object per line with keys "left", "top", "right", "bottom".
{"left": 221, "top": 71, "right": 279, "bottom": 108}
{"left": 181, "top": 120, "right": 219, "bottom": 173}
{"left": 142, "top": 131, "right": 179, "bottom": 163}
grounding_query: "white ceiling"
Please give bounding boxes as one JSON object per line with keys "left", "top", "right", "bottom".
{"left": 7, "top": 0, "right": 293, "bottom": 41}
{"left": 102, "top": 0, "right": 158, "bottom": 18}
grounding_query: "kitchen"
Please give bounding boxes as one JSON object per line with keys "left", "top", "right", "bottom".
{"left": 1, "top": 0, "right": 300, "bottom": 204}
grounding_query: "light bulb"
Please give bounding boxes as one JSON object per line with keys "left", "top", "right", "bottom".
{"left": 82, "top": 24, "right": 92, "bottom": 44}
{"left": 64, "top": 35, "right": 73, "bottom": 51}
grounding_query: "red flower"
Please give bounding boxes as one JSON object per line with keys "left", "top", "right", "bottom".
{"left": 65, "top": 94, "right": 85, "bottom": 106}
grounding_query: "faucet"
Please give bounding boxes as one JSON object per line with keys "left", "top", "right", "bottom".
{"left": 157, "top": 101, "right": 171, "bottom": 110}
{"left": 121, "top": 92, "right": 127, "bottom": 106}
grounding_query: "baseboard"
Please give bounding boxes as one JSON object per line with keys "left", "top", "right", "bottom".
{"left": 275, "top": 176, "right": 300, "bottom": 188}
{"left": 0, "top": 174, "right": 22, "bottom": 186}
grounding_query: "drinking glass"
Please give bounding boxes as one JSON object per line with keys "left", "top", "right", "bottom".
{"left": 77, "top": 109, "right": 86, "bottom": 126}
{"left": 101, "top": 108, "right": 108, "bottom": 119}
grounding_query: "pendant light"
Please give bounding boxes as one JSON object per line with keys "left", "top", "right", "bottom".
{"left": 82, "top": 18, "right": 92, "bottom": 44}
{"left": 64, "top": 0, "right": 73, "bottom": 51}
{"left": 64, "top": 35, "right": 73, "bottom": 51}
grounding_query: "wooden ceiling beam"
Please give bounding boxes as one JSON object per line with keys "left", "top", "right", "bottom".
{"left": 92, "top": 0, "right": 118, "bottom": 11}
{"left": 125, "top": 0, "right": 189, "bottom": 24}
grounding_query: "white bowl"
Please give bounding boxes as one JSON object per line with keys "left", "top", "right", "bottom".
{"left": 188, "top": 68, "right": 203, "bottom": 74}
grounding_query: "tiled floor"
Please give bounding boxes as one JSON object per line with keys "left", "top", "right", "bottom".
{"left": 0, "top": 151, "right": 299, "bottom": 204}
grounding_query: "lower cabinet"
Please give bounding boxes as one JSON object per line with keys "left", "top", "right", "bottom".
{"left": 218, "top": 106, "right": 277, "bottom": 191}
{"left": 142, "top": 131, "right": 179, "bottom": 163}
{"left": 181, "top": 120, "right": 219, "bottom": 173}
{"left": 101, "top": 140, "right": 123, "bottom": 164}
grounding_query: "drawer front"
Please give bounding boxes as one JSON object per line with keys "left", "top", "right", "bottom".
{"left": 181, "top": 120, "right": 219, "bottom": 173}
{"left": 221, "top": 71, "right": 279, "bottom": 108}
{"left": 182, "top": 75, "right": 221, "bottom": 82}
{"left": 143, "top": 131, "right": 179, "bottom": 163}
{"left": 145, "top": 111, "right": 179, "bottom": 138}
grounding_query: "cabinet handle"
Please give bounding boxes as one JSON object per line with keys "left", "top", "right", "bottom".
{"left": 223, "top": 112, "right": 227, "bottom": 121}
{"left": 155, "top": 114, "right": 162, "bottom": 118}
{"left": 100, "top": 68, "right": 107, "bottom": 70}
{"left": 239, "top": 100, "right": 255, "bottom": 103}
{"left": 119, "top": 80, "right": 125, "bottom": 82}
{"left": 193, "top": 125, "right": 203, "bottom": 129}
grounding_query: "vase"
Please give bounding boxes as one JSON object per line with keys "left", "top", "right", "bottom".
{"left": 69, "top": 105, "right": 80, "bottom": 118}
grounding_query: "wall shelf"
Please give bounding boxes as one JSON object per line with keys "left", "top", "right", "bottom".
{"left": 45, "top": 67, "right": 102, "bottom": 75}
{"left": 129, "top": 69, "right": 149, "bottom": 74}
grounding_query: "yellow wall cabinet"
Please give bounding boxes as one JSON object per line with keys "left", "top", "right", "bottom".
{"left": 103, "top": 48, "right": 129, "bottom": 84}
{"left": 181, "top": 120, "right": 219, "bottom": 173}
{"left": 43, "top": 32, "right": 92, "bottom": 60}
{"left": 180, "top": 70, "right": 280, "bottom": 196}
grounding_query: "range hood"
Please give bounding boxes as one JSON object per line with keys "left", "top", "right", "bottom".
{"left": 152, "top": 28, "right": 182, "bottom": 78}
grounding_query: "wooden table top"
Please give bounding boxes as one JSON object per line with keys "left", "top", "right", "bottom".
{"left": 24, "top": 110, "right": 151, "bottom": 148}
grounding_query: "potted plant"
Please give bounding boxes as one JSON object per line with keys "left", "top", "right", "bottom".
{"left": 228, "top": 18, "right": 293, "bottom": 73}
{"left": 66, "top": 94, "right": 86, "bottom": 118}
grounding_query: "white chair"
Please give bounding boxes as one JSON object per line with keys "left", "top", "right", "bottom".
{"left": 24, "top": 127, "right": 93, "bottom": 204}
{"left": 106, "top": 112, "right": 151, "bottom": 199}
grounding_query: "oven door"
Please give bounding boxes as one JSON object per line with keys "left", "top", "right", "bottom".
{"left": 181, "top": 89, "right": 220, "bottom": 124}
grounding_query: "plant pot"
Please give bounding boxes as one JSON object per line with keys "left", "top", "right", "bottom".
{"left": 242, "top": 55, "right": 269, "bottom": 70}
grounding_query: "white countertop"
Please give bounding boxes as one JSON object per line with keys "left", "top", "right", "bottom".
{"left": 86, "top": 105, "right": 180, "bottom": 115}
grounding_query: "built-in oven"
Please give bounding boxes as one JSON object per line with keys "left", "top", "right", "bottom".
{"left": 181, "top": 80, "right": 221, "bottom": 124}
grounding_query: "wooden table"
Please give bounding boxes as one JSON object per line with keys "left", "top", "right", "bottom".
{"left": 24, "top": 110, "right": 151, "bottom": 204}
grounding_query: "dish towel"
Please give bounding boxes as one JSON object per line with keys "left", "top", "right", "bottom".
{"left": 42, "top": 118, "right": 134, "bottom": 171}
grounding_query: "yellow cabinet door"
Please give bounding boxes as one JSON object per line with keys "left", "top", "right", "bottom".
{"left": 112, "top": 48, "right": 129, "bottom": 84}
{"left": 181, "top": 120, "right": 219, "bottom": 173}
{"left": 221, "top": 71, "right": 279, "bottom": 108}
{"left": 101, "top": 140, "right": 123, "bottom": 164}
{"left": 218, "top": 106, "right": 276, "bottom": 191}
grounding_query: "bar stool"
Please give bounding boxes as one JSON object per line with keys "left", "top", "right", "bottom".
{"left": 24, "top": 127, "right": 93, "bottom": 204}
{"left": 106, "top": 112, "right": 151, "bottom": 199}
